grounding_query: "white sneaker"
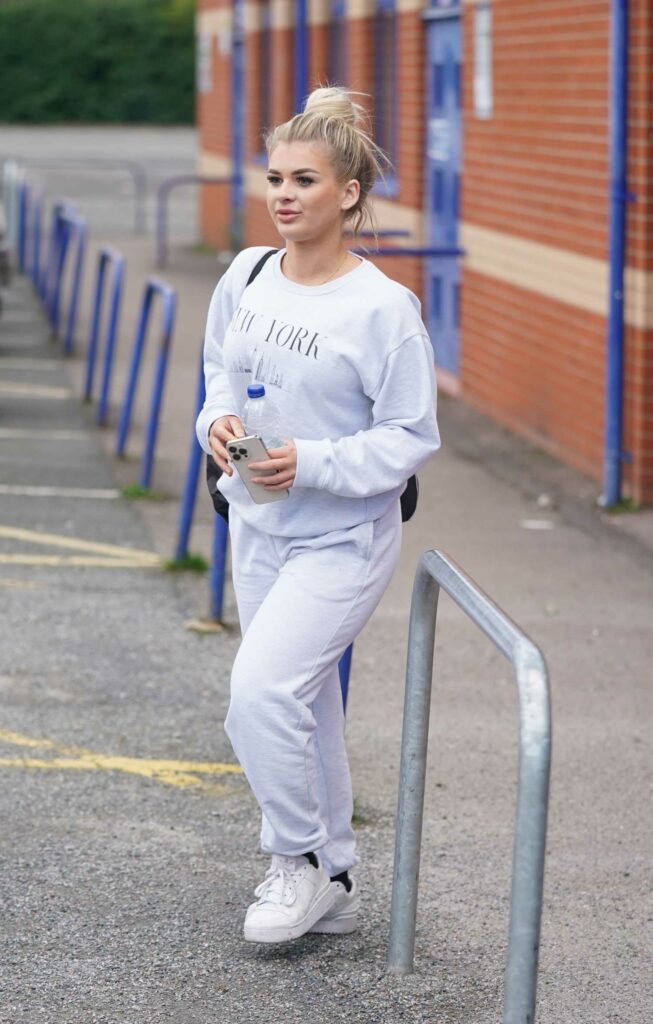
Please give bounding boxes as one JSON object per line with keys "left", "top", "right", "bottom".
{"left": 244, "top": 855, "right": 336, "bottom": 944}
{"left": 310, "top": 877, "right": 359, "bottom": 934}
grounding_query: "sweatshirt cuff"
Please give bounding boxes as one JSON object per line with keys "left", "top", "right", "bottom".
{"left": 196, "top": 405, "right": 239, "bottom": 456}
{"left": 294, "top": 438, "right": 330, "bottom": 489}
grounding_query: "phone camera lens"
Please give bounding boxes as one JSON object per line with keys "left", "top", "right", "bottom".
{"left": 232, "top": 453, "right": 241, "bottom": 461}
{"left": 238, "top": 448, "right": 248, "bottom": 456}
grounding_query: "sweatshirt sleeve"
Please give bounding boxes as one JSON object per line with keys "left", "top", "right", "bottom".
{"left": 195, "top": 271, "right": 241, "bottom": 455}
{"left": 293, "top": 333, "right": 440, "bottom": 497}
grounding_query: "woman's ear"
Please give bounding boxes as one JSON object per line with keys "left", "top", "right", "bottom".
{"left": 341, "top": 178, "right": 361, "bottom": 212}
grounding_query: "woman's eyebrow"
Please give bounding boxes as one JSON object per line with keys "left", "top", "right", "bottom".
{"left": 267, "top": 167, "right": 321, "bottom": 175}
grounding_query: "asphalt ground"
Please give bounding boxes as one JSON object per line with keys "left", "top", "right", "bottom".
{"left": 2, "top": 129, "right": 653, "bottom": 1023}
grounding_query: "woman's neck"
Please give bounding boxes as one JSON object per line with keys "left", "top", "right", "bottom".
{"left": 281, "top": 238, "right": 358, "bottom": 286}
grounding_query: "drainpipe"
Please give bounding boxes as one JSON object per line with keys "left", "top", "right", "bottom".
{"left": 294, "top": 0, "right": 309, "bottom": 113}
{"left": 602, "top": 0, "right": 628, "bottom": 506}
{"left": 231, "top": 0, "right": 245, "bottom": 251}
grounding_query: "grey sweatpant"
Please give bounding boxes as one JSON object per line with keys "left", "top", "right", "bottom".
{"left": 225, "top": 501, "right": 402, "bottom": 876}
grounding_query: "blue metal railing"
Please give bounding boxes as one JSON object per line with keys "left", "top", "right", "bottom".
{"left": 16, "top": 181, "right": 28, "bottom": 273}
{"left": 210, "top": 516, "right": 230, "bottom": 622}
{"left": 60, "top": 207, "right": 87, "bottom": 355}
{"left": 116, "top": 277, "right": 177, "bottom": 489}
{"left": 156, "top": 174, "right": 235, "bottom": 268}
{"left": 84, "top": 246, "right": 125, "bottom": 425}
{"left": 175, "top": 347, "right": 207, "bottom": 563}
{"left": 42, "top": 201, "right": 87, "bottom": 354}
{"left": 28, "top": 188, "right": 44, "bottom": 290}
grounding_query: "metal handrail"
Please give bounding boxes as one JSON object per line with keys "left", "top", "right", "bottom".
{"left": 84, "top": 246, "right": 125, "bottom": 424}
{"left": 388, "top": 550, "right": 551, "bottom": 1024}
{"left": 6, "top": 157, "right": 147, "bottom": 234}
{"left": 155, "top": 174, "right": 235, "bottom": 267}
{"left": 116, "top": 277, "right": 177, "bottom": 489}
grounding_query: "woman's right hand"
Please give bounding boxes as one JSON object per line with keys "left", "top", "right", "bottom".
{"left": 208, "top": 415, "right": 246, "bottom": 475}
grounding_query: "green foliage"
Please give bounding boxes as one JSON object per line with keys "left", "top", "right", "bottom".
{"left": 120, "top": 484, "right": 168, "bottom": 501}
{"left": 0, "top": 0, "right": 195, "bottom": 124}
{"left": 163, "top": 553, "right": 209, "bottom": 573}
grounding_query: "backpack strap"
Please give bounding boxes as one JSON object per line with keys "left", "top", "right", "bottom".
{"left": 246, "top": 248, "right": 279, "bottom": 287}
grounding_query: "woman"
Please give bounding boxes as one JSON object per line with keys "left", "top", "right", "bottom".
{"left": 196, "top": 87, "right": 440, "bottom": 944}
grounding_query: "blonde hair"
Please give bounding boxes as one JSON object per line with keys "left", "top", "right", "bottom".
{"left": 264, "top": 86, "right": 390, "bottom": 240}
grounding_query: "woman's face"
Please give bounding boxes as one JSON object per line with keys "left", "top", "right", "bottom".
{"left": 266, "top": 141, "right": 359, "bottom": 243}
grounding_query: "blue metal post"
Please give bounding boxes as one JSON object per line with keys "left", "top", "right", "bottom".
{"left": 139, "top": 287, "right": 177, "bottom": 489}
{"left": 96, "top": 251, "right": 125, "bottom": 425}
{"left": 85, "top": 247, "right": 125, "bottom": 412}
{"left": 49, "top": 216, "right": 70, "bottom": 335}
{"left": 30, "top": 191, "right": 43, "bottom": 289}
{"left": 210, "top": 514, "right": 230, "bottom": 622}
{"left": 338, "top": 643, "right": 353, "bottom": 712}
{"left": 116, "top": 279, "right": 177, "bottom": 488}
{"left": 116, "top": 284, "right": 155, "bottom": 457}
{"left": 40, "top": 203, "right": 61, "bottom": 305}
{"left": 602, "top": 0, "right": 629, "bottom": 506}
{"left": 294, "top": 0, "right": 309, "bottom": 113}
{"left": 17, "top": 183, "right": 28, "bottom": 273}
{"left": 63, "top": 214, "right": 87, "bottom": 354}
{"left": 85, "top": 253, "right": 109, "bottom": 400}
{"left": 231, "top": 0, "right": 245, "bottom": 250}
{"left": 174, "top": 349, "right": 207, "bottom": 562}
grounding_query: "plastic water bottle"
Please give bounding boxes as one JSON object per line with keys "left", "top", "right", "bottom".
{"left": 243, "top": 383, "right": 286, "bottom": 449}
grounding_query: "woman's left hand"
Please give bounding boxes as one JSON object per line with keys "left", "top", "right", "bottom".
{"left": 249, "top": 440, "right": 297, "bottom": 490}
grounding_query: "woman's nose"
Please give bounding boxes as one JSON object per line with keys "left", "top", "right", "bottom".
{"left": 279, "top": 179, "right": 296, "bottom": 201}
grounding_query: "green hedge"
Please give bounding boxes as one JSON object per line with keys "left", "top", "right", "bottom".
{"left": 0, "top": 0, "right": 195, "bottom": 124}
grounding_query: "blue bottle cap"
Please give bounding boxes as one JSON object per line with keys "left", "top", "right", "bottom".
{"left": 247, "top": 384, "right": 266, "bottom": 398}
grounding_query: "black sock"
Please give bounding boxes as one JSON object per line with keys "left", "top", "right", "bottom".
{"left": 302, "top": 851, "right": 319, "bottom": 869}
{"left": 330, "top": 870, "right": 352, "bottom": 892}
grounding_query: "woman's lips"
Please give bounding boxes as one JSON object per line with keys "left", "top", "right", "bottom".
{"left": 277, "top": 210, "right": 300, "bottom": 220}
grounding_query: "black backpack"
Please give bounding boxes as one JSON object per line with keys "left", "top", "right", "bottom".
{"left": 206, "top": 249, "right": 419, "bottom": 523}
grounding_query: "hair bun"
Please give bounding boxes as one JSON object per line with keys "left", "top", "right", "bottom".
{"left": 303, "top": 86, "right": 366, "bottom": 128}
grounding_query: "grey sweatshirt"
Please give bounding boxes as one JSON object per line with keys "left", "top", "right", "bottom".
{"left": 196, "top": 246, "right": 440, "bottom": 537}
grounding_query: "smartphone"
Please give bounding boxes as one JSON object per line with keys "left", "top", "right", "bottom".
{"left": 226, "top": 435, "right": 289, "bottom": 505}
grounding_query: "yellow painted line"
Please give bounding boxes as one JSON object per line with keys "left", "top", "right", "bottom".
{"left": 0, "top": 729, "right": 244, "bottom": 793}
{"left": 0, "top": 554, "right": 160, "bottom": 568}
{"left": 0, "top": 524, "right": 160, "bottom": 562}
{"left": 0, "top": 381, "right": 72, "bottom": 399}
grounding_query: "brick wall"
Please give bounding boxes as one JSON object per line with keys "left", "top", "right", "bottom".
{"left": 460, "top": 0, "right": 610, "bottom": 480}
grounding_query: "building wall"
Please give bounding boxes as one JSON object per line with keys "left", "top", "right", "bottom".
{"left": 196, "top": 0, "right": 653, "bottom": 505}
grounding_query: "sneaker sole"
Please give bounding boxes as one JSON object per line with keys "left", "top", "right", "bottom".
{"left": 309, "top": 908, "right": 358, "bottom": 934}
{"left": 243, "top": 881, "right": 336, "bottom": 944}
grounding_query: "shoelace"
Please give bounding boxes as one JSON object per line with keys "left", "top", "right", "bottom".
{"left": 254, "top": 856, "right": 305, "bottom": 906}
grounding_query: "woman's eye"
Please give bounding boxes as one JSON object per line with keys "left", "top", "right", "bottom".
{"left": 297, "top": 176, "right": 314, "bottom": 186}
{"left": 266, "top": 175, "right": 282, "bottom": 185}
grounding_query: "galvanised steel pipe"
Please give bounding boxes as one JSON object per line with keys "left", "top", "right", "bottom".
{"left": 155, "top": 175, "right": 234, "bottom": 268}
{"left": 388, "top": 551, "right": 551, "bottom": 1024}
